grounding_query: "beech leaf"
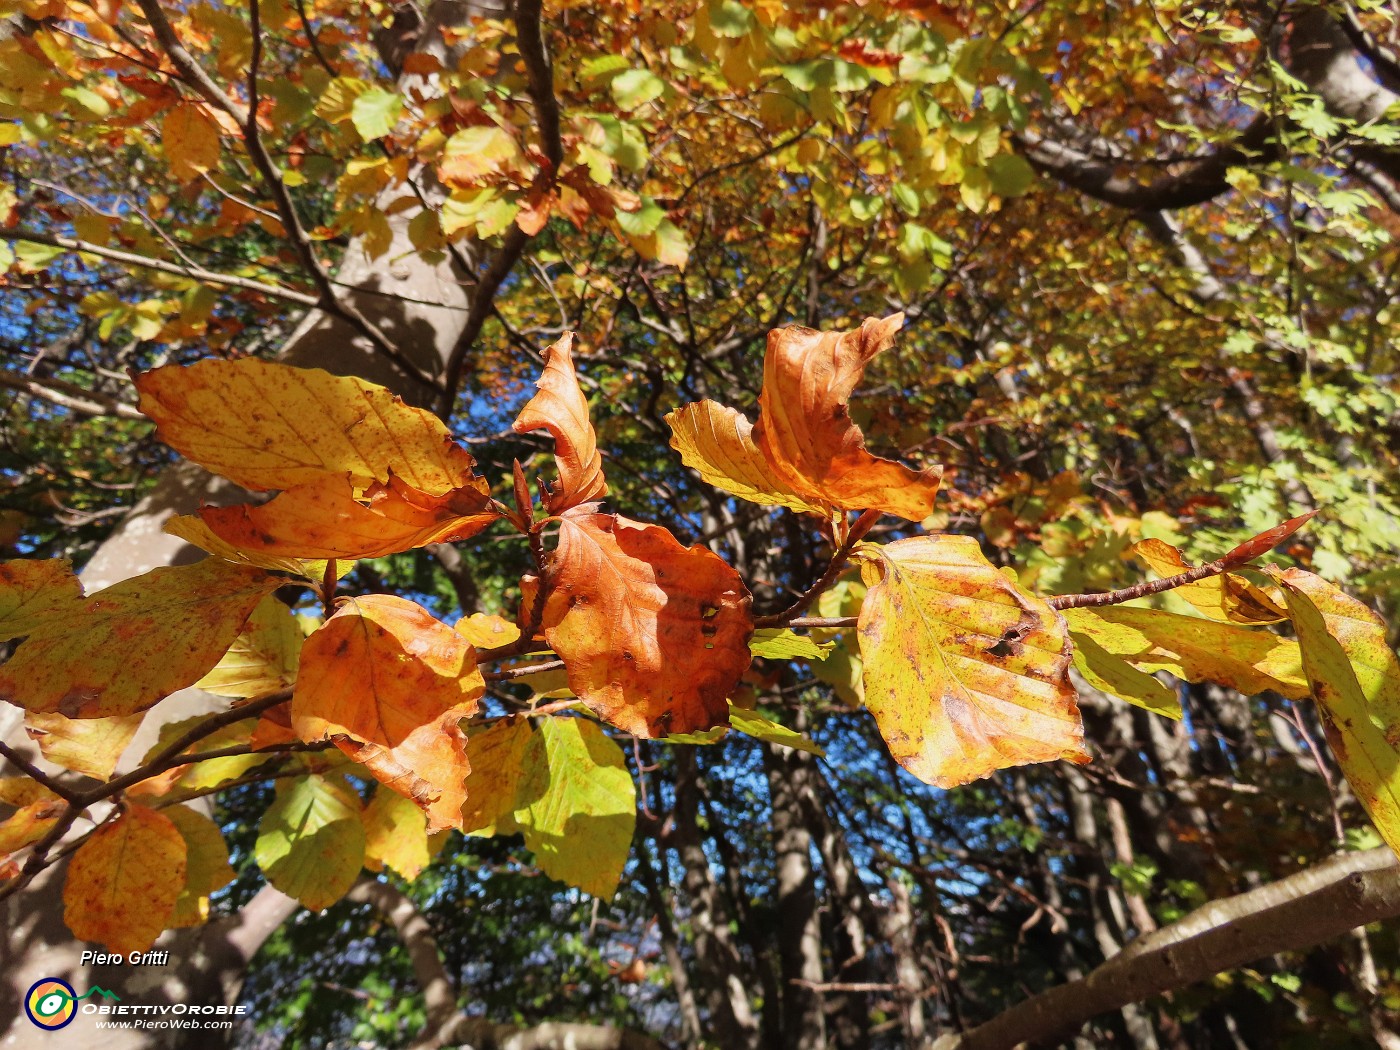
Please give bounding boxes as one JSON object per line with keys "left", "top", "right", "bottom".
{"left": 255, "top": 774, "right": 364, "bottom": 911}
{"left": 512, "top": 334, "right": 608, "bottom": 513}
{"left": 514, "top": 718, "right": 635, "bottom": 899}
{"left": 165, "top": 805, "right": 235, "bottom": 928}
{"left": 1129, "top": 538, "right": 1287, "bottom": 624}
{"left": 63, "top": 805, "right": 186, "bottom": 954}
{"left": 1061, "top": 606, "right": 1308, "bottom": 700}
{"left": 855, "top": 535, "right": 1086, "bottom": 788}
{"left": 162, "top": 103, "right": 220, "bottom": 182}
{"left": 0, "top": 559, "right": 281, "bottom": 718}
{"left": 541, "top": 511, "right": 753, "bottom": 737}
{"left": 363, "top": 788, "right": 440, "bottom": 881}
{"left": 196, "top": 473, "right": 496, "bottom": 561}
{"left": 461, "top": 718, "right": 534, "bottom": 835}
{"left": 294, "top": 595, "right": 482, "bottom": 831}
{"left": 1273, "top": 569, "right": 1400, "bottom": 859}
{"left": 197, "top": 596, "right": 303, "bottom": 698}
{"left": 668, "top": 316, "right": 942, "bottom": 519}
{"left": 24, "top": 711, "right": 144, "bottom": 779}
{"left": 0, "top": 558, "right": 82, "bottom": 640}
{"left": 135, "top": 359, "right": 479, "bottom": 495}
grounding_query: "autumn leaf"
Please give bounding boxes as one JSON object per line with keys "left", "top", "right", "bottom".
{"left": 0, "top": 558, "right": 82, "bottom": 640}
{"left": 197, "top": 595, "right": 302, "bottom": 698}
{"left": 512, "top": 334, "right": 607, "bottom": 513}
{"left": 162, "top": 103, "right": 220, "bottom": 182}
{"left": 513, "top": 718, "right": 635, "bottom": 899}
{"left": 1273, "top": 569, "right": 1400, "bottom": 859}
{"left": 1129, "top": 538, "right": 1287, "bottom": 624}
{"left": 255, "top": 774, "right": 364, "bottom": 911}
{"left": 461, "top": 718, "right": 534, "bottom": 835}
{"left": 667, "top": 401, "right": 829, "bottom": 516}
{"left": 24, "top": 711, "right": 144, "bottom": 779}
{"left": 196, "top": 473, "right": 496, "bottom": 561}
{"left": 363, "top": 788, "right": 443, "bottom": 881}
{"left": 135, "top": 359, "right": 478, "bottom": 494}
{"left": 293, "top": 595, "right": 483, "bottom": 830}
{"left": 855, "top": 535, "right": 1086, "bottom": 788}
{"left": 0, "top": 799, "right": 65, "bottom": 861}
{"left": 728, "top": 705, "right": 825, "bottom": 756}
{"left": 455, "top": 612, "right": 521, "bottom": 650}
{"left": 667, "top": 315, "right": 941, "bottom": 519}
{"left": 0, "top": 559, "right": 281, "bottom": 718}
{"left": 165, "top": 513, "right": 341, "bottom": 582}
{"left": 749, "top": 628, "right": 834, "bottom": 661}
{"left": 165, "top": 805, "right": 234, "bottom": 928}
{"left": 1062, "top": 606, "right": 1308, "bottom": 701}
{"left": 144, "top": 717, "right": 260, "bottom": 792}
{"left": 64, "top": 805, "right": 186, "bottom": 953}
{"left": 541, "top": 511, "right": 753, "bottom": 737}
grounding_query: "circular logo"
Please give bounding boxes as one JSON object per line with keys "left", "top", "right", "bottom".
{"left": 25, "top": 978, "right": 77, "bottom": 1030}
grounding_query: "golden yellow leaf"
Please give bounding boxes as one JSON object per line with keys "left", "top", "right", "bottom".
{"left": 1129, "top": 538, "right": 1286, "bottom": 624}
{"left": 855, "top": 535, "right": 1086, "bottom": 788}
{"left": 363, "top": 787, "right": 442, "bottom": 880}
{"left": 135, "top": 358, "right": 478, "bottom": 495}
{"left": 0, "top": 558, "right": 81, "bottom": 640}
{"left": 63, "top": 805, "right": 186, "bottom": 954}
{"left": 0, "top": 559, "right": 281, "bottom": 718}
{"left": 461, "top": 718, "right": 533, "bottom": 835}
{"left": 1062, "top": 606, "right": 1308, "bottom": 700}
{"left": 165, "top": 513, "right": 337, "bottom": 582}
{"left": 666, "top": 400, "right": 829, "bottom": 516}
{"left": 162, "top": 103, "right": 220, "bottom": 182}
{"left": 23, "top": 710, "right": 144, "bottom": 779}
{"left": 165, "top": 805, "right": 235, "bottom": 928}
{"left": 454, "top": 612, "right": 520, "bottom": 651}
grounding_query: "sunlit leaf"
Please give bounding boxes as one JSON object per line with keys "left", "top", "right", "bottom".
{"left": 514, "top": 718, "right": 635, "bottom": 899}
{"left": 0, "top": 558, "right": 82, "bottom": 641}
{"left": 541, "top": 511, "right": 752, "bottom": 738}
{"left": 64, "top": 805, "right": 186, "bottom": 953}
{"left": 135, "top": 359, "right": 478, "bottom": 494}
{"left": 1273, "top": 569, "right": 1400, "bottom": 860}
{"left": 197, "top": 596, "right": 302, "bottom": 698}
{"left": 0, "top": 559, "right": 280, "bottom": 718}
{"left": 512, "top": 334, "right": 607, "bottom": 514}
{"left": 255, "top": 774, "right": 364, "bottom": 911}
{"left": 856, "top": 535, "right": 1086, "bottom": 787}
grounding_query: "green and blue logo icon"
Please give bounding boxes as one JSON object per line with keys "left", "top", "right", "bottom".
{"left": 24, "top": 978, "right": 119, "bottom": 1030}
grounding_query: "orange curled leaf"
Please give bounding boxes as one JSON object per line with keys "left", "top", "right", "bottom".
{"left": 856, "top": 535, "right": 1086, "bottom": 788}
{"left": 666, "top": 315, "right": 942, "bottom": 519}
{"left": 756, "top": 314, "right": 941, "bottom": 520}
{"left": 542, "top": 511, "right": 753, "bottom": 737}
{"left": 135, "top": 358, "right": 478, "bottom": 494}
{"left": 293, "top": 594, "right": 483, "bottom": 831}
{"left": 197, "top": 473, "right": 496, "bottom": 560}
{"left": 512, "top": 334, "right": 607, "bottom": 513}
{"left": 63, "top": 805, "right": 186, "bottom": 954}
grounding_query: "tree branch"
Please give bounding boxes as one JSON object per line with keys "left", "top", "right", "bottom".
{"left": 933, "top": 848, "right": 1400, "bottom": 1050}
{"left": 437, "top": 0, "right": 564, "bottom": 416}
{"left": 0, "top": 228, "right": 319, "bottom": 306}
{"left": 0, "top": 368, "right": 145, "bottom": 420}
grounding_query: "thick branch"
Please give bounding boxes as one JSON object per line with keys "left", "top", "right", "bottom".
{"left": 933, "top": 848, "right": 1400, "bottom": 1050}
{"left": 437, "top": 0, "right": 564, "bottom": 415}
{"left": 1016, "top": 117, "right": 1276, "bottom": 211}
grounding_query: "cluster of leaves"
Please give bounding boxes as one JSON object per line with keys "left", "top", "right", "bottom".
{"left": 1, "top": 309, "right": 1399, "bottom": 963}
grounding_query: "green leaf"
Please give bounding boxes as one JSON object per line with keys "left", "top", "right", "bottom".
{"left": 581, "top": 54, "right": 631, "bottom": 80}
{"left": 1070, "top": 632, "right": 1181, "bottom": 718}
{"left": 986, "top": 153, "right": 1036, "bottom": 197}
{"left": 750, "top": 628, "right": 834, "bottom": 661}
{"left": 1273, "top": 569, "right": 1400, "bottom": 860}
{"left": 255, "top": 774, "right": 364, "bottom": 911}
{"left": 709, "top": 0, "right": 755, "bottom": 37}
{"left": 351, "top": 88, "right": 403, "bottom": 141}
{"left": 611, "top": 69, "right": 666, "bottom": 111}
{"left": 615, "top": 196, "right": 665, "bottom": 237}
{"left": 1062, "top": 606, "right": 1308, "bottom": 700}
{"left": 728, "top": 705, "right": 825, "bottom": 756}
{"left": 514, "top": 719, "right": 635, "bottom": 899}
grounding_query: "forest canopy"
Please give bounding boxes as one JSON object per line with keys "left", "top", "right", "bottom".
{"left": 3, "top": 1, "right": 1400, "bottom": 1048}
